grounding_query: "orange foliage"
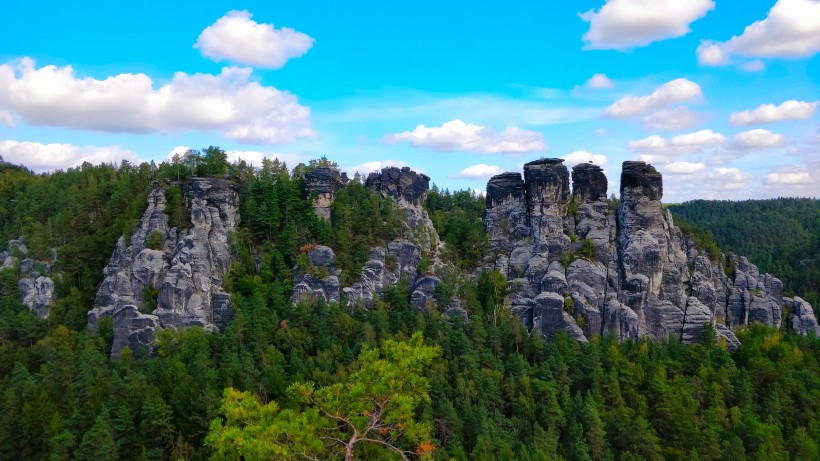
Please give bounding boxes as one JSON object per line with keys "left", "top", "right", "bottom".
{"left": 299, "top": 243, "right": 317, "bottom": 254}
{"left": 416, "top": 442, "right": 436, "bottom": 457}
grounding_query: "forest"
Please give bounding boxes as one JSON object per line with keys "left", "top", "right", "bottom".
{"left": 668, "top": 199, "right": 820, "bottom": 307}
{"left": 0, "top": 151, "right": 818, "bottom": 460}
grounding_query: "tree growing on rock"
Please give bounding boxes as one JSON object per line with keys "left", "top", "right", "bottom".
{"left": 206, "top": 333, "right": 440, "bottom": 460}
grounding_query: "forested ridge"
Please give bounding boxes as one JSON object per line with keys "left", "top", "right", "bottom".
{"left": 668, "top": 199, "right": 820, "bottom": 307}
{"left": 0, "top": 153, "right": 819, "bottom": 460}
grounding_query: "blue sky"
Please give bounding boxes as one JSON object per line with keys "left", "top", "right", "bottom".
{"left": 1, "top": 0, "right": 819, "bottom": 201}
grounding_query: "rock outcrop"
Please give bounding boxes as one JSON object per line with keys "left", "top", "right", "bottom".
{"left": 291, "top": 166, "right": 459, "bottom": 317}
{"left": 1, "top": 238, "right": 56, "bottom": 318}
{"left": 89, "top": 179, "right": 238, "bottom": 358}
{"left": 788, "top": 297, "right": 820, "bottom": 336}
{"left": 485, "top": 159, "right": 791, "bottom": 349}
{"left": 305, "top": 168, "right": 348, "bottom": 220}
{"left": 366, "top": 167, "right": 439, "bottom": 253}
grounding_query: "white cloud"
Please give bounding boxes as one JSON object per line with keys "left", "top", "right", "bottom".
{"left": 471, "top": 188, "right": 487, "bottom": 197}
{"left": 629, "top": 129, "right": 726, "bottom": 155}
{"left": 194, "top": 10, "right": 314, "bottom": 68}
{"left": 0, "top": 110, "right": 13, "bottom": 127}
{"left": 707, "top": 167, "right": 753, "bottom": 189}
{"left": 347, "top": 160, "right": 410, "bottom": 176}
{"left": 740, "top": 60, "right": 766, "bottom": 72}
{"left": 580, "top": 0, "right": 715, "bottom": 50}
{"left": 732, "top": 129, "right": 789, "bottom": 149}
{"left": 595, "top": 128, "right": 608, "bottom": 136}
{"left": 698, "top": 0, "right": 820, "bottom": 65}
{"left": 166, "top": 145, "right": 192, "bottom": 161}
{"left": 586, "top": 73, "right": 614, "bottom": 89}
{"left": 0, "top": 140, "right": 140, "bottom": 172}
{"left": 453, "top": 164, "right": 503, "bottom": 179}
{"left": 384, "top": 119, "right": 546, "bottom": 154}
{"left": 604, "top": 78, "right": 702, "bottom": 118}
{"left": 696, "top": 41, "right": 729, "bottom": 65}
{"left": 225, "top": 150, "right": 305, "bottom": 167}
{"left": 766, "top": 166, "right": 813, "bottom": 185}
{"left": 563, "top": 150, "right": 609, "bottom": 166}
{"left": 729, "top": 100, "right": 818, "bottom": 126}
{"left": 0, "top": 57, "right": 315, "bottom": 144}
{"left": 642, "top": 106, "right": 706, "bottom": 130}
{"left": 664, "top": 161, "right": 706, "bottom": 175}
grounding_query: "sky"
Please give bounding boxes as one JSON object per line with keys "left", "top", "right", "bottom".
{"left": 1, "top": 0, "right": 819, "bottom": 202}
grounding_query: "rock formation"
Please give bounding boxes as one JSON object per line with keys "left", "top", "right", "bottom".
{"left": 305, "top": 168, "right": 348, "bottom": 220}
{"left": 88, "top": 178, "right": 238, "bottom": 358}
{"left": 291, "top": 166, "right": 451, "bottom": 314}
{"left": 366, "top": 167, "right": 439, "bottom": 253}
{"left": 485, "top": 159, "right": 801, "bottom": 349}
{"left": 0, "top": 238, "right": 56, "bottom": 318}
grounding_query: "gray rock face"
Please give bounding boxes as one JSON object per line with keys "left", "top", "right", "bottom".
{"left": 484, "top": 159, "right": 790, "bottom": 349}
{"left": 366, "top": 167, "right": 439, "bottom": 253}
{"left": 111, "top": 305, "right": 160, "bottom": 359}
{"left": 291, "top": 246, "right": 342, "bottom": 305}
{"left": 305, "top": 168, "right": 347, "bottom": 220}
{"left": 89, "top": 179, "right": 238, "bottom": 357}
{"left": 788, "top": 297, "right": 820, "bottom": 335}
{"left": 1, "top": 238, "right": 56, "bottom": 319}
{"left": 342, "top": 239, "right": 423, "bottom": 306}
{"left": 19, "top": 276, "right": 55, "bottom": 318}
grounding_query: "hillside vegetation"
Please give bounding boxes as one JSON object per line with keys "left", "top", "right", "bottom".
{"left": 0, "top": 155, "right": 818, "bottom": 460}
{"left": 668, "top": 199, "right": 820, "bottom": 307}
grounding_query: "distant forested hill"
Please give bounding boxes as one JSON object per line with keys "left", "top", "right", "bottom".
{"left": 668, "top": 198, "right": 820, "bottom": 307}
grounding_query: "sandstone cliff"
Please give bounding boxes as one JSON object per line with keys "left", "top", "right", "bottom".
{"left": 88, "top": 178, "right": 238, "bottom": 358}
{"left": 484, "top": 159, "right": 817, "bottom": 348}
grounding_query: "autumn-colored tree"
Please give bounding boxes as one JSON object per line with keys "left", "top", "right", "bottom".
{"left": 206, "top": 332, "right": 440, "bottom": 460}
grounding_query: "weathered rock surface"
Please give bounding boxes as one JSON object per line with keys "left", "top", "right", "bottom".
{"left": 484, "top": 159, "right": 790, "bottom": 349}
{"left": 111, "top": 305, "right": 160, "bottom": 358}
{"left": 89, "top": 179, "right": 238, "bottom": 358}
{"left": 19, "top": 276, "right": 55, "bottom": 318}
{"left": 788, "top": 296, "right": 820, "bottom": 335}
{"left": 1, "top": 238, "right": 56, "bottom": 318}
{"left": 366, "top": 167, "right": 439, "bottom": 253}
{"left": 291, "top": 246, "right": 342, "bottom": 305}
{"left": 305, "top": 168, "right": 348, "bottom": 220}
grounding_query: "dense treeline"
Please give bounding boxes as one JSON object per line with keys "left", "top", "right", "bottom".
{"left": 669, "top": 199, "right": 820, "bottom": 307}
{"left": 0, "top": 155, "right": 818, "bottom": 460}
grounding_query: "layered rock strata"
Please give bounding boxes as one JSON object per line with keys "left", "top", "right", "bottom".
{"left": 485, "top": 159, "right": 803, "bottom": 348}
{"left": 89, "top": 178, "right": 238, "bottom": 358}
{"left": 305, "top": 168, "right": 348, "bottom": 220}
{"left": 291, "top": 167, "right": 455, "bottom": 315}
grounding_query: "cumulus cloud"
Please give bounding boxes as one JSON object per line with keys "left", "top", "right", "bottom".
{"left": 698, "top": 0, "right": 820, "bottom": 65}
{"left": 664, "top": 161, "right": 706, "bottom": 175}
{"left": 586, "top": 73, "right": 614, "bottom": 89}
{"left": 453, "top": 164, "right": 503, "bottom": 179}
{"left": 580, "top": 0, "right": 715, "bottom": 50}
{"left": 766, "top": 166, "right": 813, "bottom": 185}
{"left": 563, "top": 150, "right": 608, "bottom": 166}
{"left": 0, "top": 57, "right": 316, "bottom": 144}
{"left": 383, "top": 119, "right": 546, "bottom": 154}
{"left": 629, "top": 129, "right": 726, "bottom": 155}
{"left": 732, "top": 129, "right": 789, "bottom": 149}
{"left": 729, "top": 100, "right": 818, "bottom": 126}
{"left": 0, "top": 140, "right": 140, "bottom": 172}
{"left": 195, "top": 10, "right": 314, "bottom": 68}
{"left": 604, "top": 78, "right": 702, "bottom": 118}
{"left": 707, "top": 167, "right": 753, "bottom": 189}
{"left": 348, "top": 160, "right": 410, "bottom": 176}
{"left": 642, "top": 106, "right": 707, "bottom": 130}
